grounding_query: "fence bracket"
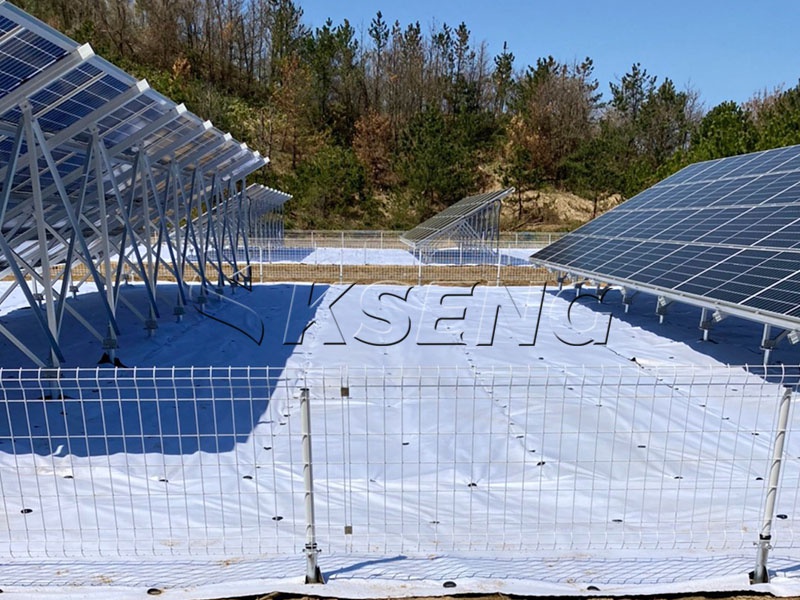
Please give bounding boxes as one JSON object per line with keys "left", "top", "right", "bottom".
{"left": 752, "top": 386, "right": 793, "bottom": 584}
{"left": 304, "top": 542, "right": 324, "bottom": 584}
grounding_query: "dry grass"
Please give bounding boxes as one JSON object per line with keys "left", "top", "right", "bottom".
{"left": 55, "top": 262, "right": 555, "bottom": 287}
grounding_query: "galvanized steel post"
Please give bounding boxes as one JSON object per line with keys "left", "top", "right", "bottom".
{"left": 753, "top": 386, "right": 793, "bottom": 584}
{"left": 300, "top": 387, "right": 324, "bottom": 584}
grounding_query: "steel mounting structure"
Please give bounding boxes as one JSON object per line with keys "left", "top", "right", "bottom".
{"left": 0, "top": 1, "right": 272, "bottom": 367}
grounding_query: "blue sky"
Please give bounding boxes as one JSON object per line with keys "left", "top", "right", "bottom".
{"left": 297, "top": 0, "right": 800, "bottom": 109}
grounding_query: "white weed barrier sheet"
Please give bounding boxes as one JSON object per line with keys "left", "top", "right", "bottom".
{"left": 0, "top": 280, "right": 800, "bottom": 598}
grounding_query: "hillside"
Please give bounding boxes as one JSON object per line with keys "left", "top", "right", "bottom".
{"left": 499, "top": 189, "right": 624, "bottom": 231}
{"left": 16, "top": 0, "right": 800, "bottom": 231}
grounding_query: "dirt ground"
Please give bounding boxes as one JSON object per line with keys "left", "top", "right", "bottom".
{"left": 499, "top": 190, "right": 625, "bottom": 232}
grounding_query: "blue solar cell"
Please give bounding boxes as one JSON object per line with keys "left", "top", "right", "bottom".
{"left": 745, "top": 294, "right": 799, "bottom": 314}
{"left": 688, "top": 152, "right": 760, "bottom": 181}
{"left": 647, "top": 181, "right": 716, "bottom": 210}
{"left": 665, "top": 247, "right": 738, "bottom": 282}
{"left": 0, "top": 16, "right": 17, "bottom": 35}
{"left": 766, "top": 145, "right": 800, "bottom": 174}
{"left": 32, "top": 78, "right": 91, "bottom": 106}
{"left": 657, "top": 160, "right": 717, "bottom": 186}
{"left": 614, "top": 241, "right": 670, "bottom": 269}
{"left": 713, "top": 281, "right": 764, "bottom": 297}
{"left": 636, "top": 244, "right": 700, "bottom": 269}
{"left": 757, "top": 224, "right": 800, "bottom": 248}
{"left": 538, "top": 235, "right": 594, "bottom": 266}
{"left": 0, "top": 136, "right": 15, "bottom": 161}
{"left": 613, "top": 185, "right": 675, "bottom": 211}
{"left": 735, "top": 146, "right": 800, "bottom": 177}
{"left": 676, "top": 176, "right": 755, "bottom": 208}
{"left": 0, "top": 53, "right": 36, "bottom": 88}
{"left": 535, "top": 144, "right": 800, "bottom": 323}
{"left": 719, "top": 171, "right": 800, "bottom": 207}
{"left": 580, "top": 238, "right": 638, "bottom": 271}
{"left": 761, "top": 180, "right": 800, "bottom": 205}
{"left": 724, "top": 211, "right": 800, "bottom": 247}
{"left": 706, "top": 289, "right": 758, "bottom": 304}
{"left": 586, "top": 209, "right": 660, "bottom": 238}
{"left": 761, "top": 279, "right": 800, "bottom": 301}
{"left": 633, "top": 213, "right": 684, "bottom": 240}
{"left": 0, "top": 30, "right": 66, "bottom": 96}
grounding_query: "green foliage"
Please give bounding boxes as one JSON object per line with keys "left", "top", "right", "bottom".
{"left": 302, "top": 19, "right": 366, "bottom": 145}
{"left": 269, "top": 0, "right": 311, "bottom": 87}
{"left": 691, "top": 101, "right": 756, "bottom": 160}
{"left": 657, "top": 101, "right": 757, "bottom": 179}
{"left": 565, "top": 119, "right": 651, "bottom": 198}
{"left": 492, "top": 42, "right": 515, "bottom": 114}
{"left": 754, "top": 84, "right": 800, "bottom": 149}
{"left": 593, "top": 64, "right": 701, "bottom": 195}
{"left": 22, "top": 0, "right": 800, "bottom": 229}
{"left": 396, "top": 108, "right": 483, "bottom": 218}
{"left": 505, "top": 56, "right": 601, "bottom": 190}
{"left": 288, "top": 144, "right": 368, "bottom": 228}
{"left": 637, "top": 79, "right": 693, "bottom": 166}
{"left": 609, "top": 62, "right": 655, "bottom": 120}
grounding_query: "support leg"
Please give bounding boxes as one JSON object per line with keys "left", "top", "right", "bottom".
{"left": 762, "top": 324, "right": 773, "bottom": 365}
{"left": 699, "top": 307, "right": 713, "bottom": 342}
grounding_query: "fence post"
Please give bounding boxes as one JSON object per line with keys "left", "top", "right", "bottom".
{"left": 753, "top": 386, "right": 793, "bottom": 584}
{"left": 495, "top": 239, "right": 502, "bottom": 287}
{"left": 300, "top": 387, "right": 324, "bottom": 584}
{"left": 340, "top": 232, "right": 344, "bottom": 283}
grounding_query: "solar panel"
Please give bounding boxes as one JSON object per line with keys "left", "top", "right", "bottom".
{"left": 247, "top": 183, "right": 291, "bottom": 210}
{"left": 0, "top": 2, "right": 274, "bottom": 366}
{"left": 246, "top": 184, "right": 291, "bottom": 241}
{"left": 400, "top": 188, "right": 513, "bottom": 248}
{"left": 533, "top": 144, "right": 800, "bottom": 331}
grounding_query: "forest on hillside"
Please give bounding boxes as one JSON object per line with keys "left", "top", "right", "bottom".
{"left": 17, "top": 0, "right": 800, "bottom": 229}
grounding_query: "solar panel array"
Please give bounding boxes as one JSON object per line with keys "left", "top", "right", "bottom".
{"left": 247, "top": 183, "right": 291, "bottom": 212}
{"left": 0, "top": 1, "right": 266, "bottom": 275}
{"left": 246, "top": 183, "right": 292, "bottom": 241}
{"left": 400, "top": 188, "right": 513, "bottom": 248}
{"left": 0, "top": 1, "right": 270, "bottom": 366}
{"left": 534, "top": 144, "right": 800, "bottom": 327}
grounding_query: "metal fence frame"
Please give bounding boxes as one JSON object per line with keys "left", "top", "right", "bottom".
{"left": 0, "top": 364, "right": 796, "bottom": 586}
{"left": 245, "top": 231, "right": 564, "bottom": 285}
{"left": 275, "top": 230, "right": 566, "bottom": 249}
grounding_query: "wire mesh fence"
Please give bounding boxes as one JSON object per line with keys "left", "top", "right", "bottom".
{"left": 0, "top": 364, "right": 798, "bottom": 568}
{"left": 278, "top": 230, "right": 566, "bottom": 249}
{"left": 52, "top": 232, "right": 562, "bottom": 288}
{"left": 0, "top": 367, "right": 306, "bottom": 558}
{"left": 247, "top": 231, "right": 561, "bottom": 285}
{"left": 253, "top": 262, "right": 553, "bottom": 285}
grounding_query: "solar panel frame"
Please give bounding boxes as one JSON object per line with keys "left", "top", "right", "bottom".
{"left": 400, "top": 188, "right": 513, "bottom": 248}
{"left": 533, "top": 144, "right": 800, "bottom": 332}
{"left": 247, "top": 183, "right": 292, "bottom": 210}
{"left": 0, "top": 7, "right": 263, "bottom": 194}
{"left": 0, "top": 0, "right": 274, "bottom": 365}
